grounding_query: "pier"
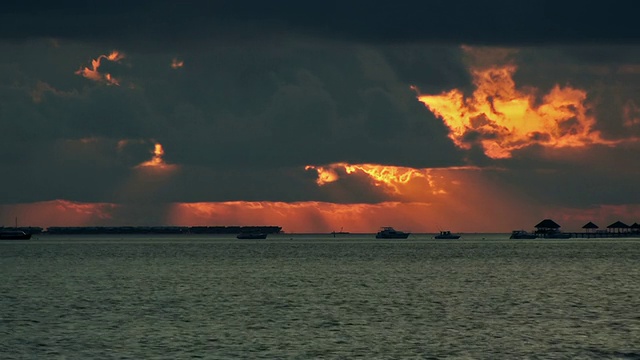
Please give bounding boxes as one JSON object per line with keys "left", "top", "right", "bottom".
{"left": 531, "top": 219, "right": 640, "bottom": 239}
{"left": 565, "top": 232, "right": 639, "bottom": 239}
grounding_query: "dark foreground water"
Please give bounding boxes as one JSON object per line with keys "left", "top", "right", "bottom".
{"left": 1, "top": 234, "right": 639, "bottom": 359}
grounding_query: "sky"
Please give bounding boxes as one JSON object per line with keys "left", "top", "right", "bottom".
{"left": 2, "top": 1, "right": 640, "bottom": 233}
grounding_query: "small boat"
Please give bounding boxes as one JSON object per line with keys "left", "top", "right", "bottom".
{"left": 331, "top": 227, "right": 350, "bottom": 237}
{"left": 375, "top": 227, "right": 410, "bottom": 239}
{"left": 0, "top": 230, "right": 32, "bottom": 240}
{"left": 236, "top": 232, "right": 267, "bottom": 239}
{"left": 434, "top": 230, "right": 461, "bottom": 239}
{"left": 510, "top": 230, "right": 537, "bottom": 239}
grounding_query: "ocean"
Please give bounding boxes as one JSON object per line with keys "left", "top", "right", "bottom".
{"left": 1, "top": 234, "right": 639, "bottom": 359}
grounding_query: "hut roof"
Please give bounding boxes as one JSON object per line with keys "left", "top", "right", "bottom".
{"left": 607, "top": 221, "right": 629, "bottom": 229}
{"left": 535, "top": 219, "right": 561, "bottom": 229}
{"left": 582, "top": 221, "right": 599, "bottom": 229}
{"left": 630, "top": 222, "right": 640, "bottom": 229}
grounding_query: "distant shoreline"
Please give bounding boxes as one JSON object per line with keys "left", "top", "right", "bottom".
{"left": 1, "top": 225, "right": 283, "bottom": 235}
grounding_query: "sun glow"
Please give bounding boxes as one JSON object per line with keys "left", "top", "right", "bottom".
{"left": 414, "top": 58, "right": 617, "bottom": 158}
{"left": 305, "top": 163, "right": 434, "bottom": 194}
{"left": 136, "top": 143, "right": 177, "bottom": 171}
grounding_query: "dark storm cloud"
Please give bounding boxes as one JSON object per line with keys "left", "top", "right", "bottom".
{"left": 491, "top": 145, "right": 640, "bottom": 207}
{"left": 139, "top": 42, "right": 465, "bottom": 170}
{"left": 3, "top": 1, "right": 640, "bottom": 46}
{"left": 0, "top": 38, "right": 468, "bottom": 203}
{"left": 3, "top": 0, "right": 640, "bottom": 214}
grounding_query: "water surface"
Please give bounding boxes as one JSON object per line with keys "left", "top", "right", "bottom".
{"left": 1, "top": 234, "right": 639, "bottom": 358}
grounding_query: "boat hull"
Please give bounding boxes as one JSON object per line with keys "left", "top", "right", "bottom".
{"left": 435, "top": 231, "right": 460, "bottom": 239}
{"left": 435, "top": 235, "right": 461, "bottom": 239}
{"left": 0, "top": 232, "right": 32, "bottom": 240}
{"left": 236, "top": 233, "right": 267, "bottom": 239}
{"left": 375, "top": 233, "right": 410, "bottom": 239}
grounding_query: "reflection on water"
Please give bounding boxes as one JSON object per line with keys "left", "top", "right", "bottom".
{"left": 1, "top": 235, "right": 639, "bottom": 358}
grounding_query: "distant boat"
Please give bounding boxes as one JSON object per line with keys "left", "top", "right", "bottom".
{"left": 236, "top": 232, "right": 267, "bottom": 239}
{"left": 0, "top": 230, "right": 32, "bottom": 240}
{"left": 434, "top": 230, "right": 461, "bottom": 239}
{"left": 510, "top": 230, "right": 537, "bottom": 239}
{"left": 375, "top": 227, "right": 410, "bottom": 239}
{"left": 331, "top": 227, "right": 350, "bottom": 237}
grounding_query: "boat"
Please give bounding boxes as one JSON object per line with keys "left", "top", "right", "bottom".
{"left": 434, "top": 230, "right": 461, "bottom": 239}
{"left": 509, "top": 230, "right": 537, "bottom": 239}
{"left": 375, "top": 227, "right": 410, "bottom": 239}
{"left": 331, "top": 227, "right": 350, "bottom": 237}
{"left": 0, "top": 230, "right": 32, "bottom": 240}
{"left": 236, "top": 232, "right": 268, "bottom": 239}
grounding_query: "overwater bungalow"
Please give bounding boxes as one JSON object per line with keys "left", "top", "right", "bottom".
{"left": 607, "top": 221, "right": 630, "bottom": 234}
{"left": 581, "top": 221, "right": 599, "bottom": 233}
{"left": 534, "top": 219, "right": 571, "bottom": 238}
{"left": 534, "top": 219, "right": 561, "bottom": 234}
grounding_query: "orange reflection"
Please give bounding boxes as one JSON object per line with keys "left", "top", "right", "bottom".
{"left": 75, "top": 51, "right": 125, "bottom": 85}
{"left": 414, "top": 58, "right": 616, "bottom": 158}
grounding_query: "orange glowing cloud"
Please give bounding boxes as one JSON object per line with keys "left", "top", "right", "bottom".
{"left": 623, "top": 100, "right": 640, "bottom": 127}
{"left": 75, "top": 51, "right": 125, "bottom": 85}
{"left": 136, "top": 143, "right": 177, "bottom": 171}
{"left": 171, "top": 58, "right": 184, "bottom": 69}
{"left": 305, "top": 162, "right": 484, "bottom": 196}
{"left": 414, "top": 56, "right": 617, "bottom": 158}
{"left": 305, "top": 163, "right": 426, "bottom": 192}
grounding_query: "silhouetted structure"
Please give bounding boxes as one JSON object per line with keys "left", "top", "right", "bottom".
{"left": 534, "top": 219, "right": 564, "bottom": 237}
{"left": 0, "top": 226, "right": 43, "bottom": 235}
{"left": 581, "top": 222, "right": 599, "bottom": 233}
{"left": 45, "top": 226, "right": 283, "bottom": 235}
{"left": 607, "top": 221, "right": 629, "bottom": 234}
{"left": 534, "top": 219, "right": 561, "bottom": 231}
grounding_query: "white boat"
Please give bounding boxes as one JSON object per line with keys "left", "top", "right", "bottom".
{"left": 510, "top": 230, "right": 537, "bottom": 239}
{"left": 375, "top": 227, "right": 410, "bottom": 239}
{"left": 434, "top": 230, "right": 460, "bottom": 239}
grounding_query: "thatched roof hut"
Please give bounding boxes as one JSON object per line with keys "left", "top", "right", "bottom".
{"left": 534, "top": 219, "right": 561, "bottom": 233}
{"left": 630, "top": 222, "right": 640, "bottom": 233}
{"left": 582, "top": 221, "right": 599, "bottom": 233}
{"left": 607, "top": 221, "right": 629, "bottom": 233}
